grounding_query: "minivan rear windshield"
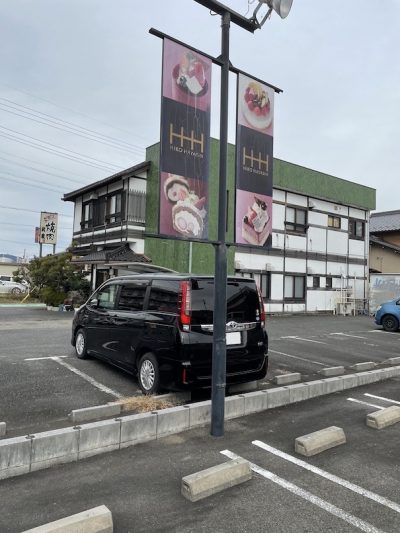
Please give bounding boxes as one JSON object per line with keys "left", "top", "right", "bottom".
{"left": 190, "top": 279, "right": 259, "bottom": 325}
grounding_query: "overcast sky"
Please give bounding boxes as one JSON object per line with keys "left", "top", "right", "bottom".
{"left": 0, "top": 0, "right": 399, "bottom": 259}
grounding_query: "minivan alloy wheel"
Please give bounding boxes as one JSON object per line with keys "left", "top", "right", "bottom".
{"left": 138, "top": 353, "right": 160, "bottom": 395}
{"left": 75, "top": 329, "right": 88, "bottom": 359}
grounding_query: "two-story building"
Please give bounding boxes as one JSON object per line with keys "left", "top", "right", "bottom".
{"left": 63, "top": 139, "right": 375, "bottom": 313}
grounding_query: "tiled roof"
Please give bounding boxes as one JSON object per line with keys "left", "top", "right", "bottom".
{"left": 370, "top": 210, "right": 400, "bottom": 233}
{"left": 370, "top": 236, "right": 400, "bottom": 253}
{"left": 72, "top": 244, "right": 151, "bottom": 265}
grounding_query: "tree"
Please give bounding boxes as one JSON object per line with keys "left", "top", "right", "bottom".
{"left": 13, "top": 250, "right": 90, "bottom": 306}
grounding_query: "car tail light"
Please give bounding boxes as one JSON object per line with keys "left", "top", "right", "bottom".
{"left": 179, "top": 280, "right": 191, "bottom": 330}
{"left": 182, "top": 367, "right": 188, "bottom": 384}
{"left": 256, "top": 284, "right": 265, "bottom": 326}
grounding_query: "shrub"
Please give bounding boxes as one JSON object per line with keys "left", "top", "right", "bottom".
{"left": 40, "top": 287, "right": 66, "bottom": 307}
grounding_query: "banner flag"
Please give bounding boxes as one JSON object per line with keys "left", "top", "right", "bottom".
{"left": 235, "top": 73, "right": 274, "bottom": 247}
{"left": 159, "top": 39, "right": 212, "bottom": 240}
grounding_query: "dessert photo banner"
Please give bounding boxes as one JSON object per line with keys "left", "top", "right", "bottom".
{"left": 235, "top": 73, "right": 274, "bottom": 248}
{"left": 159, "top": 38, "right": 212, "bottom": 241}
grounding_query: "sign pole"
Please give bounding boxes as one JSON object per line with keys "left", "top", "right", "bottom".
{"left": 211, "top": 9, "right": 230, "bottom": 437}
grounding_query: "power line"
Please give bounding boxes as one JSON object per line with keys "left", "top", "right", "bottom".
{"left": 0, "top": 125, "right": 122, "bottom": 170}
{"left": 0, "top": 99, "right": 145, "bottom": 156}
{"left": 0, "top": 157, "right": 85, "bottom": 186}
{"left": 0, "top": 174, "right": 65, "bottom": 194}
{"left": 0, "top": 220, "right": 72, "bottom": 229}
{"left": 1, "top": 83, "right": 152, "bottom": 146}
{"left": 0, "top": 205, "right": 73, "bottom": 217}
{"left": 0, "top": 131, "right": 120, "bottom": 173}
{"left": 0, "top": 149, "right": 85, "bottom": 181}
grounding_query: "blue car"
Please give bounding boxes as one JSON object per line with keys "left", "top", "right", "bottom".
{"left": 374, "top": 298, "right": 400, "bottom": 332}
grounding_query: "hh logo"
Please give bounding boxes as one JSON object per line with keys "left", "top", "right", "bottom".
{"left": 242, "top": 147, "right": 269, "bottom": 171}
{"left": 169, "top": 124, "right": 204, "bottom": 153}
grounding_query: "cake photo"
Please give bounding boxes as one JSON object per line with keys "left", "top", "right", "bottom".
{"left": 172, "top": 51, "right": 208, "bottom": 105}
{"left": 242, "top": 196, "right": 270, "bottom": 246}
{"left": 163, "top": 174, "right": 207, "bottom": 238}
{"left": 241, "top": 80, "right": 272, "bottom": 131}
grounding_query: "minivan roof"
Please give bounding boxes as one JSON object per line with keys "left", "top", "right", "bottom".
{"left": 108, "top": 273, "right": 254, "bottom": 282}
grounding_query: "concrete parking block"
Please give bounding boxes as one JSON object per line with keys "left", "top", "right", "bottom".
{"left": 21, "top": 504, "right": 113, "bottom": 533}
{"left": 295, "top": 426, "right": 346, "bottom": 457}
{"left": 30, "top": 428, "right": 79, "bottom": 472}
{"left": 224, "top": 395, "right": 245, "bottom": 420}
{"left": 0, "top": 421, "right": 6, "bottom": 437}
{"left": 155, "top": 405, "right": 190, "bottom": 438}
{"left": 243, "top": 390, "right": 268, "bottom": 415}
{"left": 265, "top": 387, "right": 290, "bottom": 408}
{"left": 0, "top": 435, "right": 32, "bottom": 480}
{"left": 288, "top": 383, "right": 309, "bottom": 404}
{"left": 181, "top": 458, "right": 251, "bottom": 502}
{"left": 120, "top": 412, "right": 157, "bottom": 448}
{"left": 350, "top": 362, "right": 376, "bottom": 371}
{"left": 70, "top": 404, "right": 121, "bottom": 424}
{"left": 323, "top": 377, "right": 344, "bottom": 394}
{"left": 78, "top": 419, "right": 121, "bottom": 459}
{"left": 319, "top": 366, "right": 344, "bottom": 377}
{"left": 274, "top": 373, "right": 301, "bottom": 385}
{"left": 341, "top": 374, "right": 359, "bottom": 390}
{"left": 187, "top": 400, "right": 211, "bottom": 428}
{"left": 366, "top": 406, "right": 400, "bottom": 430}
{"left": 383, "top": 357, "right": 400, "bottom": 366}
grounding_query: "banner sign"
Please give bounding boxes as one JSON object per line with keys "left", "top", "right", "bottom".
{"left": 39, "top": 212, "right": 58, "bottom": 244}
{"left": 159, "top": 38, "right": 212, "bottom": 240}
{"left": 235, "top": 73, "right": 274, "bottom": 247}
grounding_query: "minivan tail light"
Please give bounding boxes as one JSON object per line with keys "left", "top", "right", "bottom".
{"left": 179, "top": 280, "right": 191, "bottom": 330}
{"left": 256, "top": 285, "right": 265, "bottom": 326}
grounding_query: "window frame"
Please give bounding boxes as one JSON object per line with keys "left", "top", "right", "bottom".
{"left": 105, "top": 192, "right": 123, "bottom": 224}
{"left": 284, "top": 274, "right": 306, "bottom": 301}
{"left": 285, "top": 206, "right": 308, "bottom": 234}
{"left": 313, "top": 276, "right": 320, "bottom": 289}
{"left": 349, "top": 218, "right": 365, "bottom": 240}
{"left": 81, "top": 200, "right": 93, "bottom": 229}
{"left": 326, "top": 276, "right": 333, "bottom": 289}
{"left": 328, "top": 215, "right": 341, "bottom": 229}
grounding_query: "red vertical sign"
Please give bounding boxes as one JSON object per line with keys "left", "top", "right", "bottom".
{"left": 159, "top": 39, "right": 212, "bottom": 240}
{"left": 235, "top": 74, "right": 274, "bottom": 247}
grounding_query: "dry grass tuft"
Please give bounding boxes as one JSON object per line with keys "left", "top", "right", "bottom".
{"left": 117, "top": 395, "right": 179, "bottom": 413}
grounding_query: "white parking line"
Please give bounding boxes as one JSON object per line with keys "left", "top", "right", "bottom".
{"left": 280, "top": 336, "right": 327, "bottom": 345}
{"left": 52, "top": 357, "right": 123, "bottom": 399}
{"left": 347, "top": 398, "right": 384, "bottom": 410}
{"left": 330, "top": 332, "right": 367, "bottom": 339}
{"left": 269, "top": 349, "right": 326, "bottom": 366}
{"left": 252, "top": 440, "right": 400, "bottom": 514}
{"left": 25, "top": 356, "right": 68, "bottom": 361}
{"left": 364, "top": 393, "right": 400, "bottom": 406}
{"left": 220, "top": 449, "right": 384, "bottom": 533}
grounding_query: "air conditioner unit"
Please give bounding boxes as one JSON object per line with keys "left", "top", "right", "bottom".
{"left": 265, "top": 263, "right": 272, "bottom": 271}
{"left": 309, "top": 200, "right": 316, "bottom": 209}
{"left": 334, "top": 205, "right": 339, "bottom": 211}
{"left": 307, "top": 267, "right": 314, "bottom": 274}
{"left": 234, "top": 260, "right": 243, "bottom": 270}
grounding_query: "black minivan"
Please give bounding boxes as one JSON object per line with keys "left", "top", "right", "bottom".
{"left": 71, "top": 274, "right": 268, "bottom": 394}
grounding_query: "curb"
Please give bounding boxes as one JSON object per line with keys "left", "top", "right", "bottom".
{"left": 1, "top": 365, "right": 400, "bottom": 481}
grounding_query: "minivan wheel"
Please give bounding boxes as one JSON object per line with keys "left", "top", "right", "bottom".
{"left": 75, "top": 329, "right": 89, "bottom": 359}
{"left": 382, "top": 315, "right": 399, "bottom": 333}
{"left": 138, "top": 353, "right": 160, "bottom": 395}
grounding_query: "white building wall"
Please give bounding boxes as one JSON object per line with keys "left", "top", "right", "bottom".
{"left": 308, "top": 227, "right": 326, "bottom": 253}
{"left": 327, "top": 230, "right": 348, "bottom": 255}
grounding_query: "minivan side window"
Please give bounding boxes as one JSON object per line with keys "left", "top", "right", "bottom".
{"left": 117, "top": 283, "right": 147, "bottom": 311}
{"left": 96, "top": 284, "right": 118, "bottom": 310}
{"left": 148, "top": 280, "right": 180, "bottom": 313}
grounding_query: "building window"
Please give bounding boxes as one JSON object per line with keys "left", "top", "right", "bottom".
{"left": 313, "top": 276, "right": 320, "bottom": 288}
{"left": 235, "top": 271, "right": 271, "bottom": 300}
{"left": 328, "top": 215, "right": 341, "bottom": 229}
{"left": 326, "top": 276, "right": 333, "bottom": 289}
{"left": 349, "top": 219, "right": 365, "bottom": 239}
{"left": 284, "top": 275, "right": 305, "bottom": 300}
{"left": 81, "top": 201, "right": 93, "bottom": 229}
{"left": 285, "top": 207, "right": 307, "bottom": 234}
{"left": 106, "top": 192, "right": 123, "bottom": 224}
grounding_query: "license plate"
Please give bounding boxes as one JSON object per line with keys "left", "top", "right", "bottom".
{"left": 226, "top": 331, "right": 241, "bottom": 345}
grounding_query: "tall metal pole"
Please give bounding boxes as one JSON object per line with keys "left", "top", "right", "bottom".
{"left": 211, "top": 10, "right": 230, "bottom": 437}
